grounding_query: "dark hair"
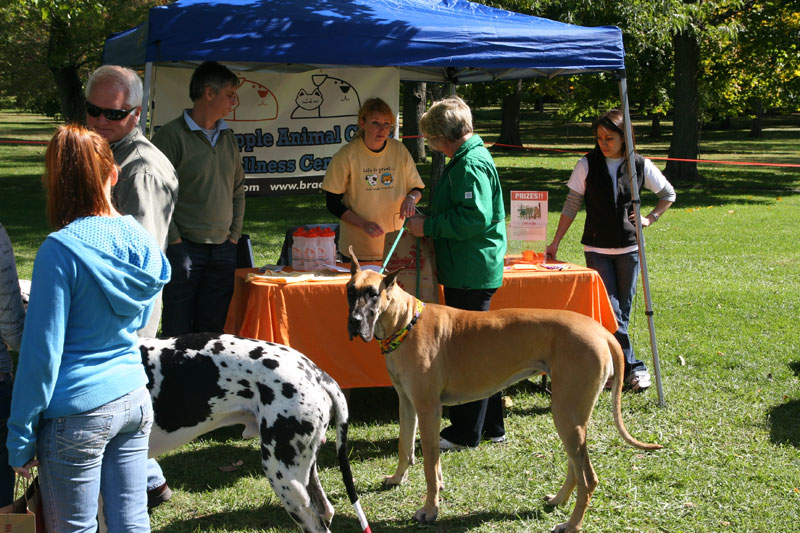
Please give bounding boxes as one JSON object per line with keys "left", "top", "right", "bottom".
{"left": 43, "top": 124, "right": 116, "bottom": 228}
{"left": 189, "top": 61, "right": 239, "bottom": 101}
{"left": 592, "top": 109, "right": 636, "bottom": 152}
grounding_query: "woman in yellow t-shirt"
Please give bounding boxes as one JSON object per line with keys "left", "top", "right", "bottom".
{"left": 322, "top": 98, "right": 425, "bottom": 261}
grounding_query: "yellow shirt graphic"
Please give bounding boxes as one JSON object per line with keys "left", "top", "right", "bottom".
{"left": 322, "top": 137, "right": 424, "bottom": 260}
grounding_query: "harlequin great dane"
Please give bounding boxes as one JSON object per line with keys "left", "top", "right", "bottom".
{"left": 345, "top": 251, "right": 661, "bottom": 533}
{"left": 139, "top": 333, "right": 371, "bottom": 533}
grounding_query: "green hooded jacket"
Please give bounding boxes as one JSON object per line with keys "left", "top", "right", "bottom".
{"left": 423, "top": 135, "right": 507, "bottom": 289}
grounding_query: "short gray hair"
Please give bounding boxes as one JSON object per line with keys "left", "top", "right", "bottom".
{"left": 419, "top": 96, "right": 473, "bottom": 142}
{"left": 85, "top": 65, "right": 143, "bottom": 108}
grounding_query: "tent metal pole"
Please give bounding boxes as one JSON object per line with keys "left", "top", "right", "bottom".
{"left": 617, "top": 74, "right": 665, "bottom": 406}
{"left": 140, "top": 62, "right": 153, "bottom": 134}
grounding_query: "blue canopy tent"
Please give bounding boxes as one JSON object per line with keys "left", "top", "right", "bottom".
{"left": 103, "top": 0, "right": 625, "bottom": 82}
{"left": 103, "top": 0, "right": 664, "bottom": 405}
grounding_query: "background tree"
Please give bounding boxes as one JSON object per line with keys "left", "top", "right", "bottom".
{"left": 704, "top": 0, "right": 800, "bottom": 137}
{"left": 401, "top": 81, "right": 427, "bottom": 163}
{"left": 494, "top": 80, "right": 525, "bottom": 151}
{"left": 0, "top": 0, "right": 165, "bottom": 121}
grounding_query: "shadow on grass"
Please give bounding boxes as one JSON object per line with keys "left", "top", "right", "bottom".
{"left": 157, "top": 421, "right": 400, "bottom": 484}
{"left": 152, "top": 504, "right": 300, "bottom": 532}
{"left": 157, "top": 441, "right": 263, "bottom": 494}
{"left": 767, "top": 398, "right": 800, "bottom": 448}
{"left": 491, "top": 161, "right": 798, "bottom": 212}
{"left": 154, "top": 504, "right": 545, "bottom": 532}
{"left": 362, "top": 508, "right": 546, "bottom": 532}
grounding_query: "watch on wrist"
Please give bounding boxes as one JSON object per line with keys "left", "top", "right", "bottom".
{"left": 650, "top": 212, "right": 660, "bottom": 222}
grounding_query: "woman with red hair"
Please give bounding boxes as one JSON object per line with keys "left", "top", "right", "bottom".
{"left": 7, "top": 124, "right": 170, "bottom": 532}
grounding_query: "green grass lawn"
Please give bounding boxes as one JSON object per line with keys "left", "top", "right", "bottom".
{"left": 1, "top": 107, "right": 799, "bottom": 532}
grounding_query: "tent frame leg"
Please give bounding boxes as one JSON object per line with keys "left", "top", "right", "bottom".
{"left": 617, "top": 73, "right": 666, "bottom": 407}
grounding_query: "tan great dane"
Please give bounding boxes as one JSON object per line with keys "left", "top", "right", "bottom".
{"left": 345, "top": 250, "right": 662, "bottom": 533}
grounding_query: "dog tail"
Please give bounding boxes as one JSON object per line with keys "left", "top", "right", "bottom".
{"left": 325, "top": 380, "right": 372, "bottom": 533}
{"left": 609, "top": 336, "right": 663, "bottom": 451}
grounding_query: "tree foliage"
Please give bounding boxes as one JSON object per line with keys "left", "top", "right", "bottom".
{"left": 1, "top": 0, "right": 796, "bottom": 153}
{"left": 0, "top": 0, "right": 165, "bottom": 121}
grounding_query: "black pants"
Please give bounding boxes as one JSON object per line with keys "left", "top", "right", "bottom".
{"left": 439, "top": 287, "right": 505, "bottom": 447}
{"left": 162, "top": 239, "right": 237, "bottom": 336}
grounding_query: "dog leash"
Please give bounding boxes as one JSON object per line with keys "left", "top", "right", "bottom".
{"left": 380, "top": 218, "right": 423, "bottom": 299}
{"left": 379, "top": 224, "right": 406, "bottom": 274}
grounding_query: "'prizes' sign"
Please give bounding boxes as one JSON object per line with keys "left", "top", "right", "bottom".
{"left": 508, "top": 190, "right": 548, "bottom": 241}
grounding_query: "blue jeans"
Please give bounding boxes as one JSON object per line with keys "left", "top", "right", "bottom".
{"left": 36, "top": 386, "right": 152, "bottom": 533}
{"left": 146, "top": 458, "right": 166, "bottom": 492}
{"left": 585, "top": 250, "right": 646, "bottom": 376}
{"left": 162, "top": 239, "right": 237, "bottom": 336}
{"left": 0, "top": 378, "right": 15, "bottom": 507}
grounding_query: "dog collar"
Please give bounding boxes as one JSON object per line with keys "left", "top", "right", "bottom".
{"left": 379, "top": 298, "right": 425, "bottom": 355}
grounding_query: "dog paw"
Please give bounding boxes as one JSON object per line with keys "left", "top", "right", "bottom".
{"left": 413, "top": 506, "right": 438, "bottom": 523}
{"left": 550, "top": 522, "right": 577, "bottom": 533}
{"left": 543, "top": 494, "right": 560, "bottom": 507}
{"left": 382, "top": 474, "right": 404, "bottom": 488}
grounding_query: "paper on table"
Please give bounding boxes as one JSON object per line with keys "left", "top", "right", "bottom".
{"left": 510, "top": 263, "right": 542, "bottom": 270}
{"left": 246, "top": 271, "right": 316, "bottom": 284}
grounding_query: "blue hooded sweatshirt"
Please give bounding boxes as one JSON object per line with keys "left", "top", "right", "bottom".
{"left": 6, "top": 215, "right": 170, "bottom": 467}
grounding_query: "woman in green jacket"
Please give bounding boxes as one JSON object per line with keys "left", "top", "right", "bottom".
{"left": 407, "top": 96, "right": 507, "bottom": 451}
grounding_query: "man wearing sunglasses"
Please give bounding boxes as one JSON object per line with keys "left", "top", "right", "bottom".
{"left": 85, "top": 65, "right": 178, "bottom": 333}
{"left": 152, "top": 61, "right": 245, "bottom": 339}
{"left": 85, "top": 65, "right": 179, "bottom": 510}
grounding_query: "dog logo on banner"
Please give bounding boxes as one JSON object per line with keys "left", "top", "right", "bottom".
{"left": 291, "top": 74, "right": 361, "bottom": 119}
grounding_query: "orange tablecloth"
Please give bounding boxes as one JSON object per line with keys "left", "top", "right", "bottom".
{"left": 224, "top": 263, "right": 617, "bottom": 389}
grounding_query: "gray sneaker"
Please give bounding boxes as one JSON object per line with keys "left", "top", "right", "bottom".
{"left": 625, "top": 369, "right": 651, "bottom": 392}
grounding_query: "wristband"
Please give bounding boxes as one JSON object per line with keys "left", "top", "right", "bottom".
{"left": 406, "top": 194, "right": 417, "bottom": 201}
{"left": 649, "top": 212, "right": 660, "bottom": 222}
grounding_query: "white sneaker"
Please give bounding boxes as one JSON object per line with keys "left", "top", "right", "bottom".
{"left": 439, "top": 436, "right": 467, "bottom": 452}
{"left": 625, "top": 369, "right": 651, "bottom": 392}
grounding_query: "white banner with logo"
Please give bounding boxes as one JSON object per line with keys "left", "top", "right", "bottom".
{"left": 150, "top": 66, "right": 400, "bottom": 196}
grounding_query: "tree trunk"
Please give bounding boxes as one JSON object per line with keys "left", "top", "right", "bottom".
{"left": 429, "top": 83, "right": 450, "bottom": 193}
{"left": 650, "top": 113, "right": 662, "bottom": 138}
{"left": 665, "top": 30, "right": 700, "bottom": 182}
{"left": 47, "top": 16, "right": 85, "bottom": 124}
{"left": 51, "top": 65, "right": 86, "bottom": 123}
{"left": 495, "top": 80, "right": 523, "bottom": 151}
{"left": 748, "top": 98, "right": 763, "bottom": 138}
{"left": 401, "top": 81, "right": 426, "bottom": 163}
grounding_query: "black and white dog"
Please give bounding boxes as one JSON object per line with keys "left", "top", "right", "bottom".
{"left": 139, "top": 333, "right": 371, "bottom": 533}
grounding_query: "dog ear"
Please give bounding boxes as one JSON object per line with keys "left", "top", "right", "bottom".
{"left": 349, "top": 245, "right": 360, "bottom": 274}
{"left": 382, "top": 267, "right": 403, "bottom": 289}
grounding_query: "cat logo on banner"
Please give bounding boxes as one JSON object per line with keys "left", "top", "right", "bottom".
{"left": 151, "top": 66, "right": 400, "bottom": 196}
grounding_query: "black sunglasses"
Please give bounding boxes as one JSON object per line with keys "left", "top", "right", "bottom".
{"left": 86, "top": 102, "right": 137, "bottom": 121}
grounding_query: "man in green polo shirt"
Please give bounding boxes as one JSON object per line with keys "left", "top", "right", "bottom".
{"left": 153, "top": 61, "right": 246, "bottom": 336}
